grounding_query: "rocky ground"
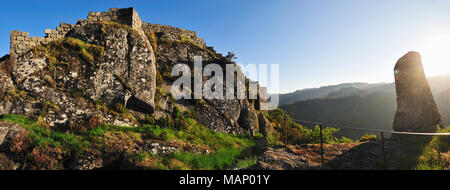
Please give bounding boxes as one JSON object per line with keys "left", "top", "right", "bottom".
{"left": 253, "top": 141, "right": 390, "bottom": 170}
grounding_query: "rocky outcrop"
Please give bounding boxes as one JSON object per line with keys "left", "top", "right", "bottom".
{"left": 0, "top": 67, "right": 16, "bottom": 115}
{"left": 195, "top": 99, "right": 247, "bottom": 134}
{"left": 150, "top": 25, "right": 262, "bottom": 136}
{"left": 67, "top": 23, "right": 156, "bottom": 113}
{"left": 258, "top": 112, "right": 273, "bottom": 136}
{"left": 254, "top": 142, "right": 385, "bottom": 170}
{"left": 0, "top": 122, "right": 25, "bottom": 151}
{"left": 6, "top": 21, "right": 157, "bottom": 127}
{"left": 393, "top": 51, "right": 441, "bottom": 132}
{"left": 237, "top": 100, "right": 259, "bottom": 135}
{"left": 2, "top": 7, "right": 266, "bottom": 137}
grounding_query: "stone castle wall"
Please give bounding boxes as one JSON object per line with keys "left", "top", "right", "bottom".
{"left": 10, "top": 23, "right": 74, "bottom": 60}
{"left": 76, "top": 8, "right": 143, "bottom": 31}
{"left": 142, "top": 22, "right": 206, "bottom": 48}
{"left": 10, "top": 7, "right": 208, "bottom": 61}
{"left": 9, "top": 8, "right": 144, "bottom": 61}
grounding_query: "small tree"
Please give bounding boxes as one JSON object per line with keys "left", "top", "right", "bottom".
{"left": 225, "top": 51, "right": 237, "bottom": 62}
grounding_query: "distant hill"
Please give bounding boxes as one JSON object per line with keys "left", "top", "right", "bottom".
{"left": 281, "top": 92, "right": 396, "bottom": 139}
{"left": 279, "top": 83, "right": 385, "bottom": 106}
{"left": 325, "top": 87, "right": 368, "bottom": 99}
{"left": 279, "top": 74, "right": 450, "bottom": 139}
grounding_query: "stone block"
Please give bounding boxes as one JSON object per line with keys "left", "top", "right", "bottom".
{"left": 16, "top": 36, "right": 24, "bottom": 41}
{"left": 10, "top": 31, "right": 21, "bottom": 36}
{"left": 60, "top": 23, "right": 71, "bottom": 28}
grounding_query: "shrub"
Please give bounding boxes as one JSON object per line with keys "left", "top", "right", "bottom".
{"left": 88, "top": 116, "right": 103, "bottom": 129}
{"left": 28, "top": 145, "right": 66, "bottom": 170}
{"left": 10, "top": 130, "right": 32, "bottom": 153}
{"left": 145, "top": 30, "right": 158, "bottom": 52}
{"left": 115, "top": 103, "right": 127, "bottom": 114}
{"left": 32, "top": 37, "right": 104, "bottom": 69}
{"left": 61, "top": 37, "right": 105, "bottom": 65}
{"left": 359, "top": 134, "right": 377, "bottom": 142}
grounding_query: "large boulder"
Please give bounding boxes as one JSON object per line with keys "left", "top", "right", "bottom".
{"left": 0, "top": 122, "right": 25, "bottom": 151}
{"left": 237, "top": 100, "right": 259, "bottom": 136}
{"left": 393, "top": 51, "right": 441, "bottom": 132}
{"left": 258, "top": 112, "right": 273, "bottom": 136}
{"left": 195, "top": 99, "right": 247, "bottom": 135}
{"left": 8, "top": 22, "right": 157, "bottom": 127}
{"left": 67, "top": 23, "right": 157, "bottom": 114}
{"left": 0, "top": 67, "right": 15, "bottom": 114}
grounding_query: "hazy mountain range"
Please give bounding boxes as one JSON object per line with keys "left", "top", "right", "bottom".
{"left": 279, "top": 74, "right": 450, "bottom": 139}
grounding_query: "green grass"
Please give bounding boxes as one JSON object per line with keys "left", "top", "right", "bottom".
{"left": 98, "top": 119, "right": 257, "bottom": 169}
{"left": 0, "top": 113, "right": 257, "bottom": 170}
{"left": 1, "top": 114, "right": 91, "bottom": 154}
{"left": 266, "top": 108, "right": 357, "bottom": 146}
{"left": 164, "top": 148, "right": 249, "bottom": 170}
{"left": 33, "top": 37, "right": 104, "bottom": 68}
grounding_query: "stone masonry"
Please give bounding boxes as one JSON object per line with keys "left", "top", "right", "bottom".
{"left": 10, "top": 7, "right": 208, "bottom": 63}
{"left": 10, "top": 23, "right": 74, "bottom": 61}
{"left": 142, "top": 23, "right": 206, "bottom": 48}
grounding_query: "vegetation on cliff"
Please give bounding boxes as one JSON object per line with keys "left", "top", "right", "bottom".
{"left": 415, "top": 127, "right": 450, "bottom": 170}
{"left": 0, "top": 112, "right": 256, "bottom": 170}
{"left": 265, "top": 108, "right": 376, "bottom": 146}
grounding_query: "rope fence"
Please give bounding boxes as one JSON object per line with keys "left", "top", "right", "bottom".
{"left": 284, "top": 117, "right": 450, "bottom": 168}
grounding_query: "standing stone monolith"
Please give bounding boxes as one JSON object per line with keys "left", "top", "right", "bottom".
{"left": 393, "top": 51, "right": 441, "bottom": 132}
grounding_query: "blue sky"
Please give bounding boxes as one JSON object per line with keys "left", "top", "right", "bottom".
{"left": 2, "top": 0, "right": 450, "bottom": 93}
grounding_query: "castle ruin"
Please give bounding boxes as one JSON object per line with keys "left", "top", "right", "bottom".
{"left": 9, "top": 7, "right": 206, "bottom": 61}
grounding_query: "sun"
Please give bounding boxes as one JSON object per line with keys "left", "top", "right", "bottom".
{"left": 418, "top": 35, "right": 450, "bottom": 77}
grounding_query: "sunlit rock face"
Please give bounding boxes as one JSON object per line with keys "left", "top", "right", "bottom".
{"left": 393, "top": 51, "right": 441, "bottom": 132}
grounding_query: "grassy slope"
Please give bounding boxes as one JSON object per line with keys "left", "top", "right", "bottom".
{"left": 414, "top": 127, "right": 450, "bottom": 170}
{"left": 0, "top": 114, "right": 257, "bottom": 170}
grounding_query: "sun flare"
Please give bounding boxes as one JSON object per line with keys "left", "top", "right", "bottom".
{"left": 418, "top": 35, "right": 450, "bottom": 77}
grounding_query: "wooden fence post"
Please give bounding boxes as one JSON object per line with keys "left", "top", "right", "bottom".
{"left": 381, "top": 132, "right": 387, "bottom": 169}
{"left": 284, "top": 117, "right": 288, "bottom": 147}
{"left": 319, "top": 124, "right": 324, "bottom": 166}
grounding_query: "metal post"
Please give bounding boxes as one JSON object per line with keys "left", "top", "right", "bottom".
{"left": 381, "top": 132, "right": 386, "bottom": 169}
{"left": 319, "top": 124, "right": 324, "bottom": 166}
